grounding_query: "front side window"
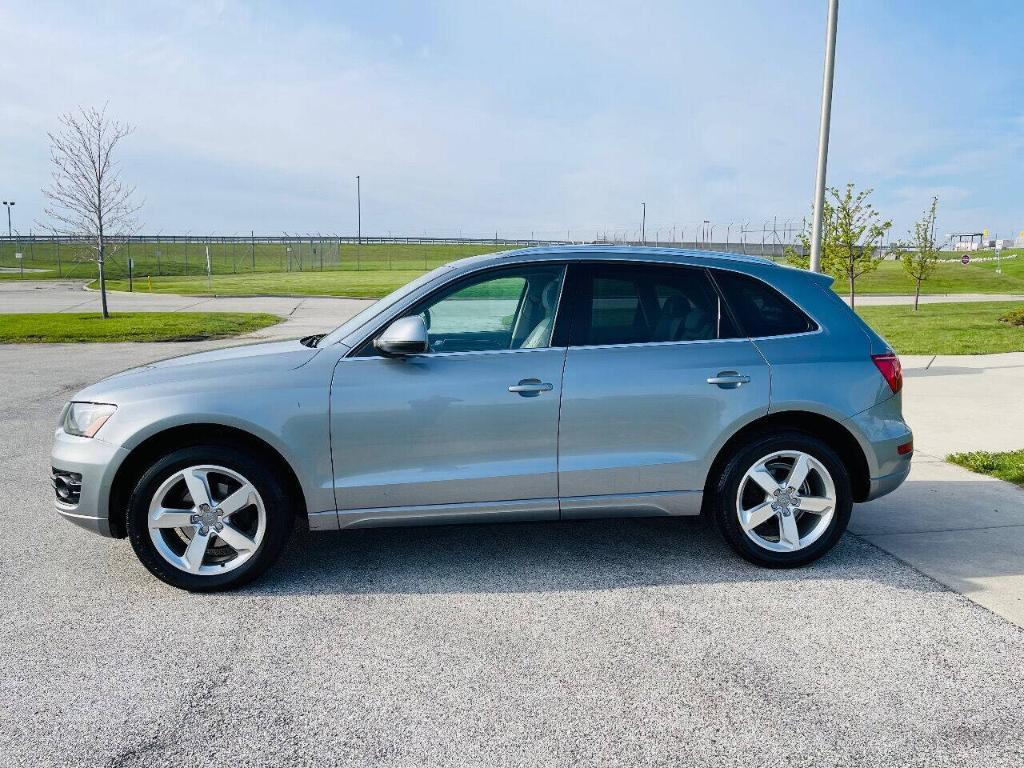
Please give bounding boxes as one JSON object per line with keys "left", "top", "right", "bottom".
{"left": 569, "top": 264, "right": 737, "bottom": 346}
{"left": 362, "top": 264, "right": 566, "bottom": 355}
{"left": 712, "top": 270, "right": 817, "bottom": 337}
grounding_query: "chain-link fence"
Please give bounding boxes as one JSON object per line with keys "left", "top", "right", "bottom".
{"left": 0, "top": 225, "right": 809, "bottom": 282}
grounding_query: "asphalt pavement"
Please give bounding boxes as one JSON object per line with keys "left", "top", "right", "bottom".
{"left": 3, "top": 300, "right": 1024, "bottom": 766}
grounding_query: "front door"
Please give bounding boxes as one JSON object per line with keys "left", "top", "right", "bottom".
{"left": 330, "top": 263, "right": 567, "bottom": 526}
{"left": 556, "top": 262, "right": 770, "bottom": 517}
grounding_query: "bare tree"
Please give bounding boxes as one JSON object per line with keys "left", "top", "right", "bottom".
{"left": 42, "top": 105, "right": 141, "bottom": 318}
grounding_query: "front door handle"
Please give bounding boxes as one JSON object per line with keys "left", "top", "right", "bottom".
{"left": 508, "top": 378, "right": 554, "bottom": 396}
{"left": 707, "top": 371, "right": 751, "bottom": 388}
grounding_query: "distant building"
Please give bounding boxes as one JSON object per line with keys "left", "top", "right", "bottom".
{"left": 949, "top": 232, "right": 983, "bottom": 251}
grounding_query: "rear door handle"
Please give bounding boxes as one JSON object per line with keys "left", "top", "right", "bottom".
{"left": 707, "top": 371, "right": 751, "bottom": 388}
{"left": 508, "top": 378, "right": 554, "bottom": 395}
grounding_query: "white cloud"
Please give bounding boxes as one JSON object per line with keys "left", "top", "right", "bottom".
{"left": 1, "top": 0, "right": 1020, "bottom": 238}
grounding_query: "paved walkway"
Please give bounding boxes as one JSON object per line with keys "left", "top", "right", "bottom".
{"left": 0, "top": 280, "right": 372, "bottom": 340}
{"left": 851, "top": 352, "right": 1024, "bottom": 627}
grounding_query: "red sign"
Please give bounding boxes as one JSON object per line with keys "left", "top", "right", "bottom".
{"left": 961, "top": 254, "right": 971, "bottom": 265}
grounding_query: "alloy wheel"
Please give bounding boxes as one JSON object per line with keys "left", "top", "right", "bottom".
{"left": 147, "top": 464, "right": 266, "bottom": 576}
{"left": 735, "top": 450, "right": 837, "bottom": 553}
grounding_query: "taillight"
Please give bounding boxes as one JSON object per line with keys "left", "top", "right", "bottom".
{"left": 872, "top": 352, "right": 903, "bottom": 394}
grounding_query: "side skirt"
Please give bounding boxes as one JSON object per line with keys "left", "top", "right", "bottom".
{"left": 307, "top": 491, "right": 702, "bottom": 531}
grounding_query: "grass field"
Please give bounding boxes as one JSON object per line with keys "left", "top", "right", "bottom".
{"left": 856, "top": 301, "right": 1024, "bottom": 355}
{"left": 0, "top": 240, "right": 506, "bottom": 280}
{"left": 0, "top": 312, "right": 280, "bottom": 343}
{"left": 4, "top": 238, "right": 1023, "bottom": 298}
{"left": 948, "top": 449, "right": 1024, "bottom": 487}
{"left": 104, "top": 270, "right": 427, "bottom": 298}
{"left": 95, "top": 250, "right": 1024, "bottom": 299}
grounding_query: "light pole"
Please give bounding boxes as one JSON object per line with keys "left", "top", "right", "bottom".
{"left": 810, "top": 0, "right": 839, "bottom": 273}
{"left": 356, "top": 175, "right": 362, "bottom": 245}
{"left": 641, "top": 202, "right": 646, "bottom": 244}
{"left": 2, "top": 201, "right": 13, "bottom": 237}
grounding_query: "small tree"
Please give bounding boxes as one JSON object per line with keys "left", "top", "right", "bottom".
{"left": 893, "top": 196, "right": 940, "bottom": 311}
{"left": 42, "top": 105, "right": 140, "bottom": 318}
{"left": 787, "top": 183, "right": 891, "bottom": 308}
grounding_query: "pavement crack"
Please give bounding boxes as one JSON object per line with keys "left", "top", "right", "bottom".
{"left": 861, "top": 522, "right": 1024, "bottom": 537}
{"left": 925, "top": 355, "right": 937, "bottom": 370}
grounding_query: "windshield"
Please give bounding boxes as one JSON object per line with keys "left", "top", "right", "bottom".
{"left": 317, "top": 264, "right": 455, "bottom": 347}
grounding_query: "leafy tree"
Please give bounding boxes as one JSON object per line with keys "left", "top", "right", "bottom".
{"left": 892, "top": 197, "right": 940, "bottom": 311}
{"left": 787, "top": 183, "right": 891, "bottom": 308}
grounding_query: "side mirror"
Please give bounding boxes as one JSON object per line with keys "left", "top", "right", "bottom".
{"left": 375, "top": 315, "right": 429, "bottom": 357}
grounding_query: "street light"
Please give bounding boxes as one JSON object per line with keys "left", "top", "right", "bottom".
{"left": 641, "top": 202, "right": 646, "bottom": 244}
{"left": 810, "top": 0, "right": 839, "bottom": 273}
{"left": 2, "top": 201, "right": 13, "bottom": 237}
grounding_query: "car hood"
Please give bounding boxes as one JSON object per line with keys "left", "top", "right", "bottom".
{"left": 73, "top": 339, "right": 322, "bottom": 404}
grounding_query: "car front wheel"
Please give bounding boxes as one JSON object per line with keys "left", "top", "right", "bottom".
{"left": 712, "top": 431, "right": 852, "bottom": 567}
{"left": 126, "top": 444, "right": 292, "bottom": 591}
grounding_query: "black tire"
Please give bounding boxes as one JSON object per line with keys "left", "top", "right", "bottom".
{"left": 711, "top": 430, "right": 852, "bottom": 568}
{"left": 126, "top": 444, "right": 293, "bottom": 591}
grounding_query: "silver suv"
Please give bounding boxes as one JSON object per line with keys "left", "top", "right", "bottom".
{"left": 51, "top": 247, "right": 912, "bottom": 590}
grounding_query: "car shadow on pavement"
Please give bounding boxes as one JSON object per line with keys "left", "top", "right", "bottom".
{"left": 252, "top": 514, "right": 949, "bottom": 596}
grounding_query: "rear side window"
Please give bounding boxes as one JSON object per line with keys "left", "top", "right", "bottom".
{"left": 712, "top": 270, "right": 817, "bottom": 338}
{"left": 568, "top": 264, "right": 738, "bottom": 346}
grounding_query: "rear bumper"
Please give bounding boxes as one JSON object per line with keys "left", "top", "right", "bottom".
{"left": 50, "top": 429, "right": 128, "bottom": 539}
{"left": 844, "top": 394, "right": 913, "bottom": 502}
{"left": 865, "top": 456, "right": 913, "bottom": 501}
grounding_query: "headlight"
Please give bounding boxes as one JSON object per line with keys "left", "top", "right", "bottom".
{"left": 63, "top": 402, "right": 117, "bottom": 437}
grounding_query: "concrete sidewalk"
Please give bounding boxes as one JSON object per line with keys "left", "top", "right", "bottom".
{"left": 851, "top": 352, "right": 1024, "bottom": 627}
{"left": 0, "top": 280, "right": 373, "bottom": 340}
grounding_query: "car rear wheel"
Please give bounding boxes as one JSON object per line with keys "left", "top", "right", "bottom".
{"left": 712, "top": 431, "right": 852, "bottom": 567}
{"left": 126, "top": 445, "right": 292, "bottom": 591}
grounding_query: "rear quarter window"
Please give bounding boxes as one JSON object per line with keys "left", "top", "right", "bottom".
{"left": 713, "top": 270, "right": 817, "bottom": 338}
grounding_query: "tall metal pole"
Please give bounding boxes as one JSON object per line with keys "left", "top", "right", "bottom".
{"left": 2, "top": 201, "right": 13, "bottom": 237}
{"left": 641, "top": 202, "right": 646, "bottom": 244}
{"left": 356, "top": 175, "right": 362, "bottom": 245}
{"left": 810, "top": 0, "right": 839, "bottom": 273}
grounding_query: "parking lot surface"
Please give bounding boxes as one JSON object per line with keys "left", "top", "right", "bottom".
{"left": 3, "top": 332, "right": 1024, "bottom": 766}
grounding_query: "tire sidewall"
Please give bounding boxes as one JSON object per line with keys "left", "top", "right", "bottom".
{"left": 126, "top": 444, "right": 292, "bottom": 591}
{"left": 713, "top": 431, "right": 852, "bottom": 568}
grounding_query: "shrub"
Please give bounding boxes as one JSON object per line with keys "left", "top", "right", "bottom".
{"left": 999, "top": 307, "right": 1024, "bottom": 327}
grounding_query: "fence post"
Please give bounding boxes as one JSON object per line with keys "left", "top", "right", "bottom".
{"left": 56, "top": 240, "right": 62, "bottom": 277}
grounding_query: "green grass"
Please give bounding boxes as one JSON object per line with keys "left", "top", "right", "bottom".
{"left": 856, "top": 301, "right": 1024, "bottom": 355}
{"left": 947, "top": 449, "right": 1024, "bottom": 487}
{"left": 0, "top": 241, "right": 506, "bottom": 281}
{"left": 0, "top": 312, "right": 281, "bottom": 343}
{"left": 5, "top": 237, "right": 1024, "bottom": 299}
{"left": 831, "top": 251, "right": 1024, "bottom": 296}
{"left": 104, "top": 270, "right": 427, "bottom": 298}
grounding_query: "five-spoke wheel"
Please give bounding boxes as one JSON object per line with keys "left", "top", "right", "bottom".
{"left": 713, "top": 432, "right": 852, "bottom": 567}
{"left": 127, "top": 445, "right": 292, "bottom": 591}
{"left": 147, "top": 465, "right": 266, "bottom": 576}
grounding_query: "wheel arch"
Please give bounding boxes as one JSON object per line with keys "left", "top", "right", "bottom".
{"left": 106, "top": 423, "right": 307, "bottom": 538}
{"left": 702, "top": 410, "right": 871, "bottom": 508}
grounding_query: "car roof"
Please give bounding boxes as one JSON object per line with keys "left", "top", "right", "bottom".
{"left": 447, "top": 244, "right": 781, "bottom": 271}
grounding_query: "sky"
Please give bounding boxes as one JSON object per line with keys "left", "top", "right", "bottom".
{"left": 1, "top": 0, "right": 1022, "bottom": 241}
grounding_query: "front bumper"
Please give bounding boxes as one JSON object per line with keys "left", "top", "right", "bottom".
{"left": 51, "top": 429, "right": 128, "bottom": 538}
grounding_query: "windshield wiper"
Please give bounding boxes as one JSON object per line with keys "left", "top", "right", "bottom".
{"left": 300, "top": 333, "right": 326, "bottom": 348}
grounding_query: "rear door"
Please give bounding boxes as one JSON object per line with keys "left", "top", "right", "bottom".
{"left": 556, "top": 262, "right": 770, "bottom": 516}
